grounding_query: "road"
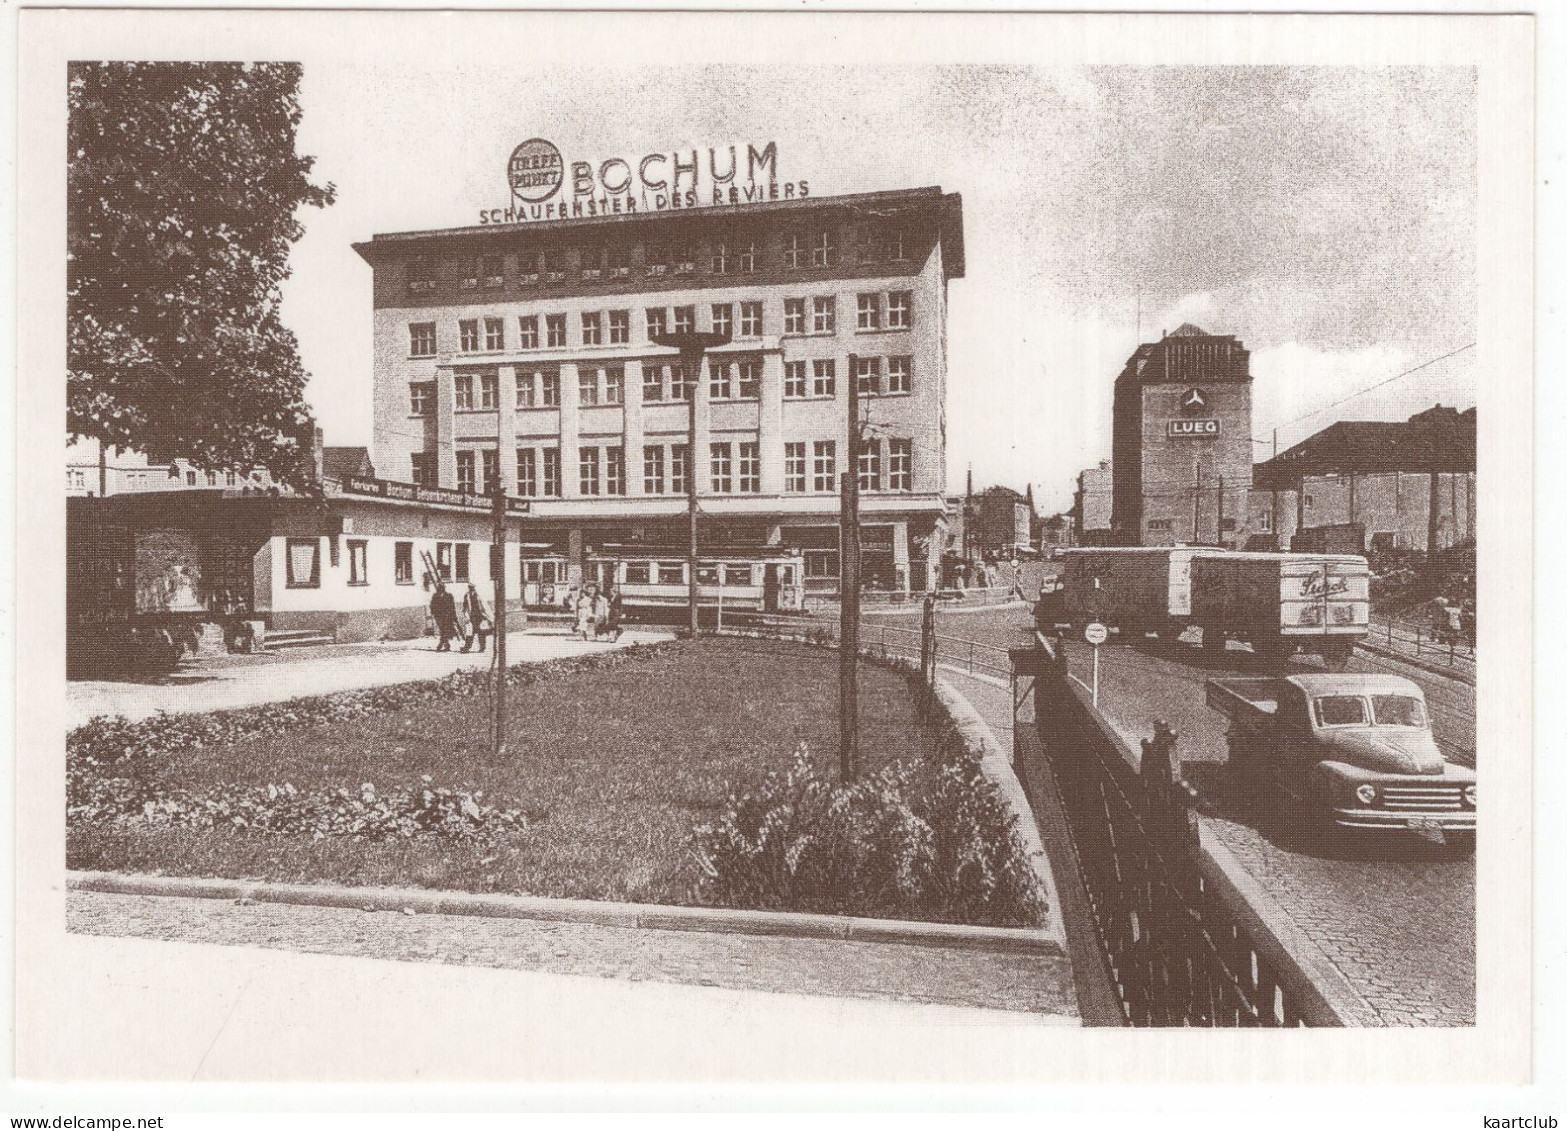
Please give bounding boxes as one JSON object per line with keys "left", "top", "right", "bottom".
{"left": 861, "top": 582, "right": 1476, "bottom": 1026}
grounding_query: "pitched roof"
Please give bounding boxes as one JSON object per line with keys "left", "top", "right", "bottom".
{"left": 1253, "top": 410, "right": 1475, "bottom": 484}
{"left": 323, "top": 447, "right": 375, "bottom": 481}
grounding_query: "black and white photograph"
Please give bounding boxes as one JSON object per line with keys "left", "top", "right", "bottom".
{"left": 9, "top": 3, "right": 1542, "bottom": 1106}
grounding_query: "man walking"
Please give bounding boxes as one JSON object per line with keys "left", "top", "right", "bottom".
{"left": 430, "top": 582, "right": 460, "bottom": 652}
{"left": 461, "top": 584, "right": 493, "bottom": 653}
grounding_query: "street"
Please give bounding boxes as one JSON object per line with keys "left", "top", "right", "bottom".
{"left": 872, "top": 587, "right": 1476, "bottom": 1026}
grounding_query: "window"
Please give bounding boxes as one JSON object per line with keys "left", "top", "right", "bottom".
{"left": 410, "top": 382, "right": 434, "bottom": 415}
{"left": 186, "top": 470, "right": 197, "bottom": 485}
{"left": 580, "top": 447, "right": 601, "bottom": 495}
{"left": 395, "top": 542, "right": 414, "bottom": 585}
{"left": 1371, "top": 695, "right": 1428, "bottom": 728}
{"left": 456, "top": 451, "right": 477, "bottom": 493}
{"left": 540, "top": 368, "right": 561, "bottom": 407}
{"left": 673, "top": 305, "right": 695, "bottom": 335}
{"left": 785, "top": 442, "right": 807, "bottom": 491}
{"left": 646, "top": 307, "right": 667, "bottom": 341}
{"left": 644, "top": 244, "right": 668, "bottom": 277}
{"left": 889, "top": 439, "right": 912, "bottom": 491}
{"left": 709, "top": 362, "right": 732, "bottom": 400}
{"left": 455, "top": 544, "right": 470, "bottom": 583}
{"left": 516, "top": 369, "right": 535, "bottom": 408}
{"left": 737, "top": 358, "right": 761, "bottom": 399}
{"left": 435, "top": 542, "right": 454, "bottom": 582}
{"left": 812, "top": 229, "right": 835, "bottom": 268}
{"left": 674, "top": 243, "right": 697, "bottom": 275}
{"left": 812, "top": 296, "right": 836, "bottom": 334}
{"left": 737, "top": 238, "right": 757, "bottom": 272}
{"left": 459, "top": 319, "right": 479, "bottom": 351}
{"left": 518, "top": 316, "right": 539, "bottom": 349}
{"left": 1304, "top": 494, "right": 1315, "bottom": 511}
{"left": 459, "top": 261, "right": 479, "bottom": 289}
{"left": 348, "top": 540, "right": 368, "bottom": 585}
{"left": 480, "top": 256, "right": 505, "bottom": 288}
{"left": 739, "top": 301, "right": 762, "bottom": 338}
{"left": 805, "top": 550, "right": 838, "bottom": 581}
{"left": 855, "top": 356, "right": 881, "bottom": 396}
{"left": 480, "top": 372, "right": 499, "bottom": 410}
{"left": 206, "top": 470, "right": 218, "bottom": 486}
{"left": 812, "top": 441, "right": 837, "bottom": 492}
{"left": 624, "top": 562, "right": 651, "bottom": 585}
{"left": 657, "top": 561, "right": 685, "bottom": 585}
{"left": 578, "top": 368, "right": 599, "bottom": 406}
{"left": 711, "top": 241, "right": 729, "bottom": 274}
{"left": 858, "top": 444, "right": 881, "bottom": 491}
{"left": 724, "top": 564, "right": 752, "bottom": 586}
{"left": 484, "top": 317, "right": 505, "bottom": 351}
{"left": 887, "top": 228, "right": 908, "bottom": 262}
{"left": 812, "top": 358, "right": 836, "bottom": 397}
{"left": 540, "top": 250, "right": 565, "bottom": 281}
{"left": 286, "top": 538, "right": 321, "bottom": 588}
{"left": 409, "top": 322, "right": 437, "bottom": 357}
{"left": 710, "top": 443, "right": 732, "bottom": 493}
{"left": 225, "top": 471, "right": 237, "bottom": 487}
{"left": 886, "top": 355, "right": 912, "bottom": 394}
{"left": 546, "top": 314, "right": 567, "bottom": 348}
{"left": 1257, "top": 510, "right": 1273, "bottom": 533}
{"left": 542, "top": 448, "right": 561, "bottom": 496}
{"left": 643, "top": 364, "right": 665, "bottom": 402}
{"left": 411, "top": 452, "right": 432, "bottom": 487}
{"left": 607, "top": 245, "right": 630, "bottom": 278}
{"left": 608, "top": 309, "right": 630, "bottom": 345}
{"left": 407, "top": 257, "right": 437, "bottom": 293}
{"left": 604, "top": 365, "right": 624, "bottom": 405}
{"left": 579, "top": 246, "right": 602, "bottom": 280}
{"left": 712, "top": 303, "right": 732, "bottom": 338}
{"left": 857, "top": 294, "right": 881, "bottom": 331}
{"left": 738, "top": 442, "right": 760, "bottom": 493}
{"left": 672, "top": 361, "right": 694, "bottom": 402}
{"left": 784, "top": 361, "right": 808, "bottom": 398}
{"left": 606, "top": 446, "right": 625, "bottom": 495}
{"left": 670, "top": 444, "right": 689, "bottom": 495}
{"left": 887, "top": 291, "right": 912, "bottom": 329}
{"left": 643, "top": 445, "right": 665, "bottom": 494}
{"left": 454, "top": 373, "right": 475, "bottom": 410}
{"left": 784, "top": 298, "right": 806, "bottom": 335}
{"left": 482, "top": 449, "right": 499, "bottom": 493}
{"left": 581, "top": 311, "right": 602, "bottom": 346}
{"left": 1314, "top": 696, "right": 1368, "bottom": 727}
{"left": 517, "top": 448, "right": 537, "bottom": 496}
{"left": 785, "top": 232, "right": 805, "bottom": 269}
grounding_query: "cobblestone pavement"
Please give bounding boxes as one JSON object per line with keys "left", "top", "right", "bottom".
{"left": 68, "top": 890, "right": 1078, "bottom": 1020}
{"left": 66, "top": 628, "right": 672, "bottom": 727}
{"left": 903, "top": 605, "right": 1475, "bottom": 1027}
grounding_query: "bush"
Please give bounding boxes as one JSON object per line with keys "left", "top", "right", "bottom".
{"left": 691, "top": 743, "right": 1046, "bottom": 929}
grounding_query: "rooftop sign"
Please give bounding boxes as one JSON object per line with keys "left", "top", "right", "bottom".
{"left": 481, "top": 140, "right": 809, "bottom": 225}
{"left": 342, "top": 475, "right": 532, "bottom": 514}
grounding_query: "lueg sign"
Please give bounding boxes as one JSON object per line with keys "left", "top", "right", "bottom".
{"left": 481, "top": 139, "right": 810, "bottom": 224}
{"left": 1168, "top": 419, "right": 1221, "bottom": 438}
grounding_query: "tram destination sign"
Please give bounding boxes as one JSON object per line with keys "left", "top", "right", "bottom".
{"left": 342, "top": 475, "right": 532, "bottom": 514}
{"left": 1167, "top": 419, "right": 1222, "bottom": 438}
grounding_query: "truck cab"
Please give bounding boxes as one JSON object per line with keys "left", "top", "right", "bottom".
{"left": 1208, "top": 673, "right": 1475, "bottom": 850}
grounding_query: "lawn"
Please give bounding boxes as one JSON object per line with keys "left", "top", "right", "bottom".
{"left": 70, "top": 637, "right": 951, "bottom": 908}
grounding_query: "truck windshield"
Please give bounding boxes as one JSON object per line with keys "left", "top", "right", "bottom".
{"left": 1314, "top": 696, "right": 1368, "bottom": 726}
{"left": 1371, "top": 694, "right": 1427, "bottom": 727}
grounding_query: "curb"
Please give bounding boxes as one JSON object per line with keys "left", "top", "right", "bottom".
{"left": 1355, "top": 641, "right": 1475, "bottom": 686}
{"left": 66, "top": 871, "right": 1065, "bottom": 958}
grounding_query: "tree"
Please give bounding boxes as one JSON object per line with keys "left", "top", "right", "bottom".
{"left": 68, "top": 62, "right": 335, "bottom": 488}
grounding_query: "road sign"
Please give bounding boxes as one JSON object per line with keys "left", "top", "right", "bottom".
{"left": 1084, "top": 622, "right": 1109, "bottom": 646}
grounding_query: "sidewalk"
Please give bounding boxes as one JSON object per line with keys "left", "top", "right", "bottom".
{"left": 67, "top": 628, "right": 672, "bottom": 727}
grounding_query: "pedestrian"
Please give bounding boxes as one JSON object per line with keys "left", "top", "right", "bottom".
{"left": 605, "top": 585, "right": 624, "bottom": 641}
{"left": 430, "top": 583, "right": 460, "bottom": 652}
{"left": 574, "top": 582, "right": 600, "bottom": 641}
{"left": 461, "top": 584, "right": 493, "bottom": 653}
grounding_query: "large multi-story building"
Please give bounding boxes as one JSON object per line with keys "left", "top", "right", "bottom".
{"left": 353, "top": 186, "right": 964, "bottom": 595}
{"left": 1072, "top": 459, "right": 1113, "bottom": 545}
{"left": 1111, "top": 324, "right": 1254, "bottom": 547}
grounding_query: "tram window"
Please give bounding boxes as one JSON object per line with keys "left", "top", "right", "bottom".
{"left": 657, "top": 562, "right": 685, "bottom": 585}
{"left": 624, "top": 562, "right": 651, "bottom": 585}
{"left": 778, "top": 566, "right": 796, "bottom": 586}
{"left": 724, "top": 565, "right": 753, "bottom": 585}
{"left": 697, "top": 566, "right": 721, "bottom": 585}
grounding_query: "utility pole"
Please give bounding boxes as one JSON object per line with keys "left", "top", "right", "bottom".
{"left": 840, "top": 353, "right": 862, "bottom": 782}
{"left": 490, "top": 478, "right": 508, "bottom": 756}
{"left": 1216, "top": 475, "right": 1225, "bottom": 547}
{"left": 1270, "top": 429, "right": 1279, "bottom": 548}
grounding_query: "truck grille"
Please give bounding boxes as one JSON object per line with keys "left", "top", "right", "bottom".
{"left": 1381, "top": 785, "right": 1464, "bottom": 812}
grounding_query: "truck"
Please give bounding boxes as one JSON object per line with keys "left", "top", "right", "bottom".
{"left": 1190, "top": 552, "right": 1369, "bottom": 670}
{"left": 1042, "top": 547, "right": 1206, "bottom": 638}
{"left": 1207, "top": 673, "right": 1474, "bottom": 851}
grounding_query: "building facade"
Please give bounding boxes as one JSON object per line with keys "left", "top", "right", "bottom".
{"left": 1111, "top": 324, "right": 1253, "bottom": 547}
{"left": 1072, "top": 459, "right": 1113, "bottom": 545}
{"left": 353, "top": 186, "right": 964, "bottom": 595}
{"left": 67, "top": 438, "right": 280, "bottom": 497}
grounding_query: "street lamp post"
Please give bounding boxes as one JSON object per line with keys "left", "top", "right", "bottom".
{"left": 650, "top": 329, "right": 730, "bottom": 637}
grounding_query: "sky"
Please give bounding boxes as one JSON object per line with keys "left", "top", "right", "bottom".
{"left": 280, "top": 63, "right": 1476, "bottom": 513}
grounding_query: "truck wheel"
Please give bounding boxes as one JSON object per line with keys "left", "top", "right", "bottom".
{"left": 1446, "top": 829, "right": 1475, "bottom": 854}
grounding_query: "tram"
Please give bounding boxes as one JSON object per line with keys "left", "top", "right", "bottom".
{"left": 586, "top": 544, "right": 807, "bottom": 616}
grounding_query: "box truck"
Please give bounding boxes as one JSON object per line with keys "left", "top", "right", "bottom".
{"left": 1190, "top": 552, "right": 1370, "bottom": 670}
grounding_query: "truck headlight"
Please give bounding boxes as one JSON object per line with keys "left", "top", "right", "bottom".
{"left": 1355, "top": 783, "right": 1379, "bottom": 806}
{"left": 1463, "top": 785, "right": 1476, "bottom": 809}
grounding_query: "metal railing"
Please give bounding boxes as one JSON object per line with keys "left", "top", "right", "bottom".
{"left": 725, "top": 612, "right": 1014, "bottom": 682}
{"left": 1366, "top": 616, "right": 1476, "bottom": 671}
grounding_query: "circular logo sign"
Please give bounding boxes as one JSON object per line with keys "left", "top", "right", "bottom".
{"left": 507, "top": 138, "right": 564, "bottom": 203}
{"left": 1084, "top": 622, "right": 1109, "bottom": 646}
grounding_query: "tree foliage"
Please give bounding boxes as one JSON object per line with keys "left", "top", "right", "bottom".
{"left": 68, "top": 62, "right": 335, "bottom": 487}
